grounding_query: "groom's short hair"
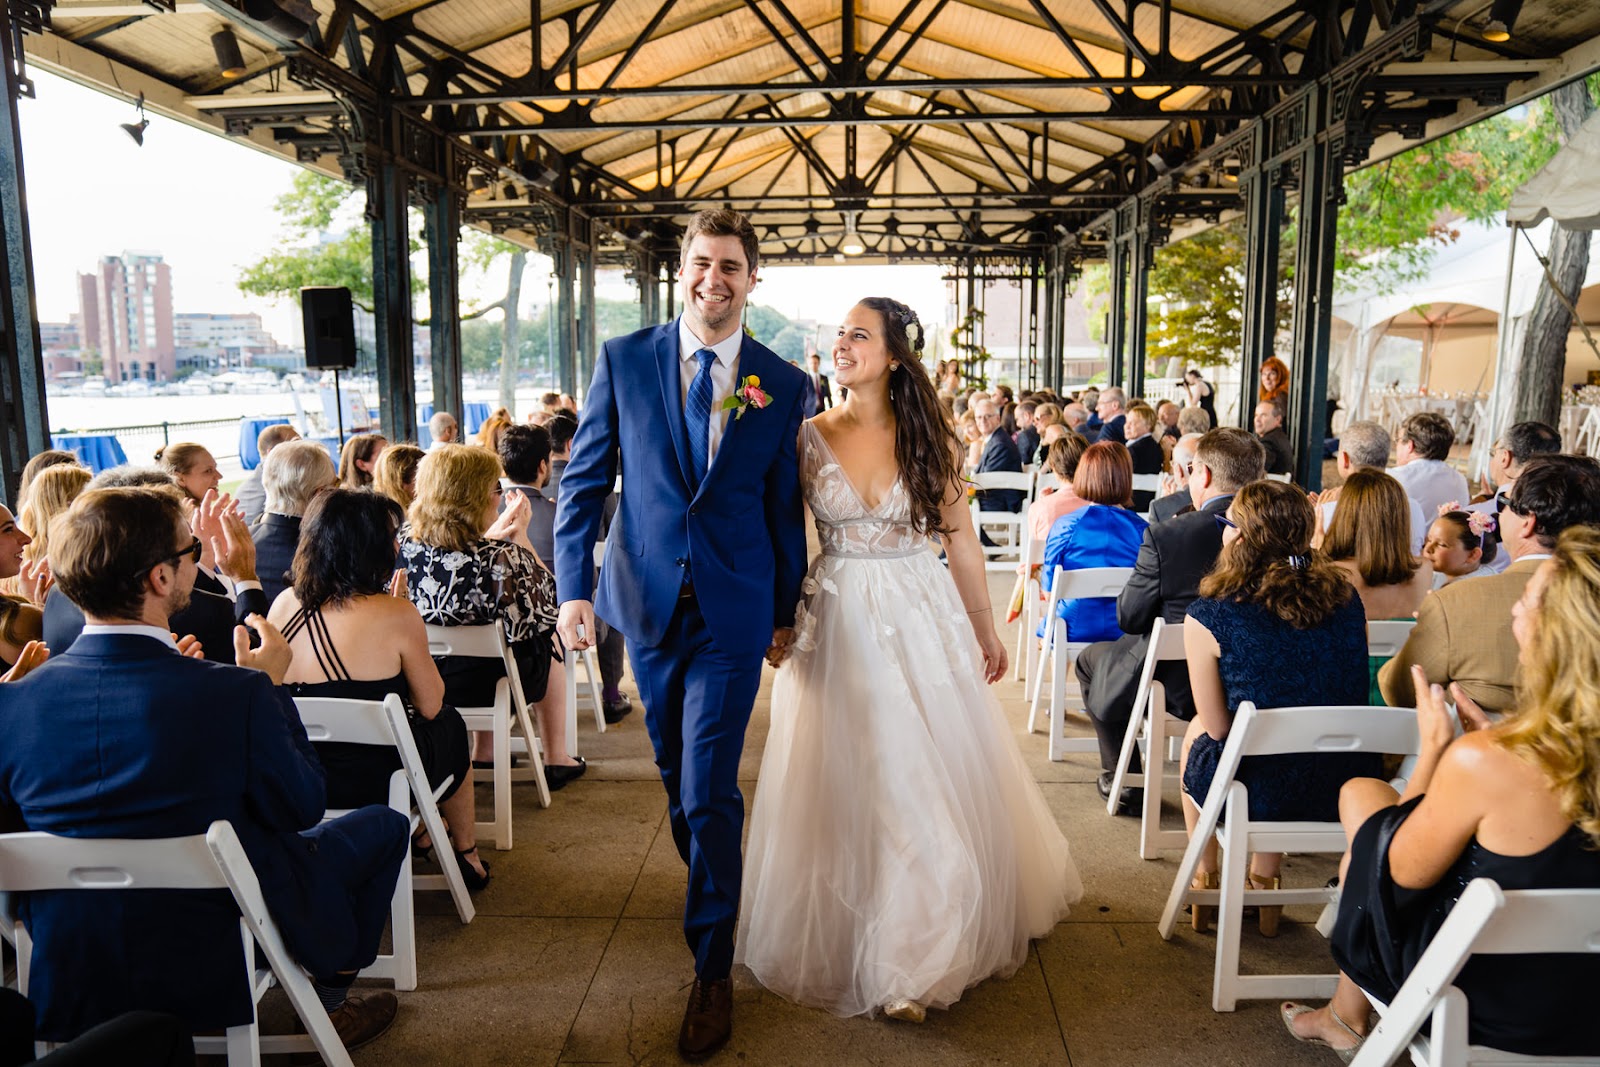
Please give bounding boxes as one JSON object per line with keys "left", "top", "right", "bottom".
{"left": 681, "top": 209, "right": 759, "bottom": 274}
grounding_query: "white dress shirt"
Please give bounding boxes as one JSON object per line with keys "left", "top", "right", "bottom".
{"left": 80, "top": 623, "right": 178, "bottom": 650}
{"left": 1387, "top": 459, "right": 1471, "bottom": 533}
{"left": 677, "top": 317, "right": 743, "bottom": 468}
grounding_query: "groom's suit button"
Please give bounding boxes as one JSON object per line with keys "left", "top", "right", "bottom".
{"left": 675, "top": 557, "right": 686, "bottom": 566}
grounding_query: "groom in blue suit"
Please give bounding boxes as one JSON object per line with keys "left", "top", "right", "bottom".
{"left": 556, "top": 209, "right": 806, "bottom": 1059}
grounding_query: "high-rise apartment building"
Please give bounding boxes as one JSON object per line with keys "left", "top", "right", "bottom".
{"left": 77, "top": 251, "right": 175, "bottom": 382}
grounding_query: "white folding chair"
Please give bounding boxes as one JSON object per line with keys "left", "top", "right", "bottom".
{"left": 970, "top": 471, "right": 1033, "bottom": 571}
{"left": 1131, "top": 472, "right": 1161, "bottom": 496}
{"left": 1105, "top": 618, "right": 1190, "bottom": 858}
{"left": 1027, "top": 565, "right": 1135, "bottom": 760}
{"left": 1034, "top": 469, "right": 1061, "bottom": 497}
{"left": 1157, "top": 702, "right": 1419, "bottom": 1011}
{"left": 0, "top": 822, "right": 355, "bottom": 1066}
{"left": 297, "top": 694, "right": 477, "bottom": 926}
{"left": 556, "top": 540, "right": 610, "bottom": 757}
{"left": 1367, "top": 619, "right": 1415, "bottom": 661}
{"left": 1266, "top": 472, "right": 1293, "bottom": 483}
{"left": 1353, "top": 879, "right": 1600, "bottom": 1067}
{"left": 426, "top": 623, "right": 552, "bottom": 845}
{"left": 1013, "top": 535, "right": 1046, "bottom": 684}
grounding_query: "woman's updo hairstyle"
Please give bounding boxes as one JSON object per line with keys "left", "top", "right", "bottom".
{"left": 855, "top": 297, "right": 958, "bottom": 538}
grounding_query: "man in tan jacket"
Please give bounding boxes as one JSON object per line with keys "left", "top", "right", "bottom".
{"left": 1380, "top": 454, "right": 1600, "bottom": 712}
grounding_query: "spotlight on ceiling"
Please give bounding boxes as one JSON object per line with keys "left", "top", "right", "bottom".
{"left": 1482, "top": 0, "right": 1522, "bottom": 41}
{"left": 211, "top": 27, "right": 246, "bottom": 78}
{"left": 838, "top": 211, "right": 864, "bottom": 255}
{"left": 121, "top": 92, "right": 149, "bottom": 146}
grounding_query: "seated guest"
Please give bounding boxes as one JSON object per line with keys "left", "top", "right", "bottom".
{"left": 1468, "top": 419, "right": 1561, "bottom": 572}
{"left": 44, "top": 471, "right": 266, "bottom": 665}
{"left": 154, "top": 442, "right": 221, "bottom": 504}
{"left": 1320, "top": 469, "right": 1433, "bottom": 704}
{"left": 1424, "top": 508, "right": 1498, "bottom": 586}
{"left": 427, "top": 412, "right": 458, "bottom": 450}
{"left": 1253, "top": 397, "right": 1293, "bottom": 476}
{"left": 1181, "top": 479, "right": 1378, "bottom": 935}
{"left": 1032, "top": 403, "right": 1063, "bottom": 462}
{"left": 1386, "top": 411, "right": 1468, "bottom": 522}
{"left": 1380, "top": 455, "right": 1600, "bottom": 714}
{"left": 473, "top": 408, "right": 514, "bottom": 454}
{"left": 1283, "top": 526, "right": 1600, "bottom": 1059}
{"left": 1176, "top": 405, "right": 1210, "bottom": 437}
{"left": 1075, "top": 427, "right": 1263, "bottom": 812}
{"left": 1149, "top": 433, "right": 1203, "bottom": 525}
{"left": 1155, "top": 400, "right": 1181, "bottom": 442}
{"left": 269, "top": 489, "right": 487, "bottom": 890}
{"left": 544, "top": 414, "right": 578, "bottom": 501}
{"left": 0, "top": 504, "right": 43, "bottom": 668}
{"left": 1320, "top": 420, "right": 1427, "bottom": 553}
{"left": 253, "top": 440, "right": 338, "bottom": 605}
{"left": 236, "top": 424, "right": 300, "bottom": 526}
{"left": 0, "top": 486, "right": 407, "bottom": 1048}
{"left": 1013, "top": 400, "right": 1040, "bottom": 468}
{"left": 1094, "top": 387, "right": 1127, "bottom": 444}
{"left": 1040, "top": 441, "right": 1147, "bottom": 644}
{"left": 0, "top": 986, "right": 194, "bottom": 1067}
{"left": 400, "top": 446, "right": 585, "bottom": 791}
{"left": 18, "top": 464, "right": 90, "bottom": 570}
{"left": 1026, "top": 434, "right": 1090, "bottom": 548}
{"left": 372, "top": 443, "right": 424, "bottom": 512}
{"left": 1124, "top": 403, "right": 1163, "bottom": 512}
{"left": 500, "top": 424, "right": 557, "bottom": 564}
{"left": 972, "top": 395, "right": 1025, "bottom": 513}
{"left": 15, "top": 450, "right": 82, "bottom": 512}
{"left": 338, "top": 432, "right": 388, "bottom": 489}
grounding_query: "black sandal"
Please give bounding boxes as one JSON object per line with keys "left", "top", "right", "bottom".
{"left": 454, "top": 847, "right": 491, "bottom": 892}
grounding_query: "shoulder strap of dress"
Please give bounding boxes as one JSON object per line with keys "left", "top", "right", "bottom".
{"left": 281, "top": 605, "right": 352, "bottom": 681}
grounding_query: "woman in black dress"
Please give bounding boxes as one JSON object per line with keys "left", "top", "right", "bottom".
{"left": 1183, "top": 369, "right": 1216, "bottom": 427}
{"left": 1282, "top": 525, "right": 1600, "bottom": 1059}
{"left": 268, "top": 488, "right": 488, "bottom": 889}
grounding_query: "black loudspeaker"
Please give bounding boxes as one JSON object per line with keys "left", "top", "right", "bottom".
{"left": 301, "top": 286, "right": 356, "bottom": 370}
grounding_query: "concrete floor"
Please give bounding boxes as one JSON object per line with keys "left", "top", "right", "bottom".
{"left": 337, "top": 571, "right": 1344, "bottom": 1067}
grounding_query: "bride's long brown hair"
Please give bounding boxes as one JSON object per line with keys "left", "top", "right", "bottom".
{"left": 856, "top": 297, "right": 962, "bottom": 537}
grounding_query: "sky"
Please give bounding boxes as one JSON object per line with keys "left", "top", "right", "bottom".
{"left": 18, "top": 69, "right": 951, "bottom": 350}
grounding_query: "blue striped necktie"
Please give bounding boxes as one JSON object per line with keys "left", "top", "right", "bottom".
{"left": 685, "top": 347, "right": 717, "bottom": 483}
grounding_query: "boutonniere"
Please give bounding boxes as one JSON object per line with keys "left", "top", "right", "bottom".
{"left": 721, "top": 374, "right": 772, "bottom": 419}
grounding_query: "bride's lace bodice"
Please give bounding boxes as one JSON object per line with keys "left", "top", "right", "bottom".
{"left": 802, "top": 422, "right": 929, "bottom": 559}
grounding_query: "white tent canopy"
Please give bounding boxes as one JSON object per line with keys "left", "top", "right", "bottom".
{"left": 1507, "top": 108, "right": 1600, "bottom": 231}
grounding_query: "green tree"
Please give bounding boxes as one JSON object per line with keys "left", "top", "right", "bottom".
{"left": 743, "top": 304, "right": 790, "bottom": 347}
{"left": 768, "top": 324, "right": 808, "bottom": 361}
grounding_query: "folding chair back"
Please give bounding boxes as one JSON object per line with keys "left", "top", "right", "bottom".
{"left": 1106, "top": 618, "right": 1192, "bottom": 858}
{"left": 1029, "top": 565, "right": 1135, "bottom": 760}
{"left": 425, "top": 622, "right": 551, "bottom": 840}
{"left": 296, "top": 694, "right": 476, "bottom": 926}
{"left": 1034, "top": 470, "right": 1060, "bottom": 496}
{"left": 1157, "top": 702, "right": 1419, "bottom": 1011}
{"left": 1354, "top": 879, "right": 1600, "bottom": 1067}
{"left": 970, "top": 471, "right": 1034, "bottom": 571}
{"left": 1131, "top": 473, "right": 1161, "bottom": 494}
{"left": 1367, "top": 618, "right": 1415, "bottom": 660}
{"left": 0, "top": 822, "right": 354, "bottom": 1066}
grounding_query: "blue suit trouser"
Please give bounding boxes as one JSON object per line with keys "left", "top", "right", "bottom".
{"left": 628, "top": 595, "right": 763, "bottom": 980}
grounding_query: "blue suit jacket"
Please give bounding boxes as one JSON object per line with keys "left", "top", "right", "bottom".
{"left": 0, "top": 635, "right": 369, "bottom": 1039}
{"left": 976, "top": 429, "right": 1025, "bottom": 512}
{"left": 555, "top": 321, "right": 808, "bottom": 658}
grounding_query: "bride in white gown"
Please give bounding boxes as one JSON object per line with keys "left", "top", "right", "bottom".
{"left": 737, "top": 297, "right": 1081, "bottom": 1021}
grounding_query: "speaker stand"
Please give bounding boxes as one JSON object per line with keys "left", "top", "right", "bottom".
{"left": 333, "top": 368, "right": 346, "bottom": 447}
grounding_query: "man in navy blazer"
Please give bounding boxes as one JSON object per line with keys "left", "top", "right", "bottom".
{"left": 555, "top": 209, "right": 806, "bottom": 1059}
{"left": 1095, "top": 386, "right": 1128, "bottom": 444}
{"left": 0, "top": 487, "right": 407, "bottom": 1048}
{"left": 972, "top": 394, "right": 1025, "bottom": 512}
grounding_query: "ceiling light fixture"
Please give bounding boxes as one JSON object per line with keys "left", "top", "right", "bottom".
{"left": 1483, "top": 0, "right": 1522, "bottom": 41}
{"left": 121, "top": 92, "right": 149, "bottom": 146}
{"left": 840, "top": 212, "right": 865, "bottom": 256}
{"left": 211, "top": 27, "right": 246, "bottom": 78}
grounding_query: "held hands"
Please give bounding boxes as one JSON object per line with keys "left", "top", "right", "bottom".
{"left": 1, "top": 640, "right": 48, "bottom": 682}
{"left": 765, "top": 627, "right": 796, "bottom": 669}
{"left": 235, "top": 613, "right": 292, "bottom": 685}
{"left": 558, "top": 600, "right": 596, "bottom": 652}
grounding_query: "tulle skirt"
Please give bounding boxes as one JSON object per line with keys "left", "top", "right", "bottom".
{"left": 736, "top": 547, "right": 1081, "bottom": 1017}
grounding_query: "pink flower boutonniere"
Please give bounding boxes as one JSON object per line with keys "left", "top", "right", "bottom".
{"left": 721, "top": 374, "right": 772, "bottom": 420}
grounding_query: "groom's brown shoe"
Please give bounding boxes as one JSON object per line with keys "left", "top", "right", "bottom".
{"left": 678, "top": 977, "right": 733, "bottom": 1061}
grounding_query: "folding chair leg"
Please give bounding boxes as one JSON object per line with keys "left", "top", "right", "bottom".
{"left": 563, "top": 651, "right": 580, "bottom": 759}
{"left": 224, "top": 1022, "right": 262, "bottom": 1067}
{"left": 510, "top": 689, "right": 552, "bottom": 809}
{"left": 1028, "top": 623, "right": 1053, "bottom": 731}
{"left": 582, "top": 646, "right": 605, "bottom": 733}
{"left": 1108, "top": 694, "right": 1148, "bottom": 814}
{"left": 415, "top": 779, "right": 475, "bottom": 924}
{"left": 1048, "top": 622, "right": 1066, "bottom": 762}
{"left": 1213, "top": 803, "right": 1248, "bottom": 1012}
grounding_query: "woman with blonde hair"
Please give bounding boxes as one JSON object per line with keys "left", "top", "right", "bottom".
{"left": 473, "top": 408, "right": 514, "bottom": 455}
{"left": 1284, "top": 525, "right": 1600, "bottom": 1059}
{"left": 1319, "top": 469, "right": 1432, "bottom": 702}
{"left": 154, "top": 442, "right": 221, "bottom": 503}
{"left": 18, "top": 464, "right": 91, "bottom": 567}
{"left": 16, "top": 450, "right": 82, "bottom": 512}
{"left": 372, "top": 443, "right": 425, "bottom": 510}
{"left": 338, "top": 432, "right": 388, "bottom": 489}
{"left": 400, "top": 445, "right": 584, "bottom": 790}
{"left": 1181, "top": 479, "right": 1375, "bottom": 935}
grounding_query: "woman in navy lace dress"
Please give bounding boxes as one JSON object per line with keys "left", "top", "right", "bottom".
{"left": 1180, "top": 479, "right": 1377, "bottom": 935}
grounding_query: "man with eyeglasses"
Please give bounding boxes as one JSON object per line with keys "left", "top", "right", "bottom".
{"left": 1462, "top": 420, "right": 1561, "bottom": 574}
{"left": 1148, "top": 432, "right": 1204, "bottom": 524}
{"left": 1380, "top": 454, "right": 1600, "bottom": 713}
{"left": 971, "top": 395, "right": 1026, "bottom": 514}
{"left": 0, "top": 486, "right": 411, "bottom": 1052}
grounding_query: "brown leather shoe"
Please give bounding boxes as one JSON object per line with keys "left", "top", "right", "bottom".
{"left": 677, "top": 977, "right": 732, "bottom": 1061}
{"left": 292, "top": 990, "right": 398, "bottom": 1063}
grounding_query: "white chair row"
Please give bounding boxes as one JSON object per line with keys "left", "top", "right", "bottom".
{"left": 1027, "top": 565, "right": 1135, "bottom": 761}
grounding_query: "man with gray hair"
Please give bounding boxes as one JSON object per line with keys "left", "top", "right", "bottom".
{"left": 1094, "top": 386, "right": 1127, "bottom": 444}
{"left": 1148, "top": 432, "right": 1203, "bottom": 524}
{"left": 427, "top": 411, "right": 458, "bottom": 451}
{"left": 252, "top": 440, "right": 338, "bottom": 603}
{"left": 1320, "top": 420, "right": 1426, "bottom": 553}
{"left": 1063, "top": 402, "right": 1091, "bottom": 439}
{"left": 236, "top": 423, "right": 300, "bottom": 526}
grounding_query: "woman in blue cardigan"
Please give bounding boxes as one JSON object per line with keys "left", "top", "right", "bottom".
{"left": 1040, "top": 441, "right": 1148, "bottom": 642}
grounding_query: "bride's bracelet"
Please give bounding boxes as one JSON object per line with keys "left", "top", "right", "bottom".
{"left": 966, "top": 608, "right": 992, "bottom": 616}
